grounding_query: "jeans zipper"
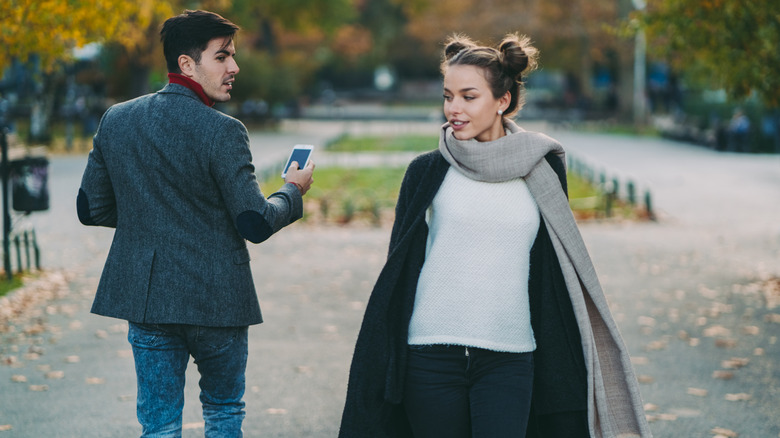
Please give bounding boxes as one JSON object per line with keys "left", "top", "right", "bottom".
{"left": 465, "top": 346, "right": 470, "bottom": 357}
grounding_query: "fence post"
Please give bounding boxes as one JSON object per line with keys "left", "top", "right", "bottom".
{"left": 23, "top": 230, "right": 31, "bottom": 271}
{"left": 32, "top": 229, "right": 40, "bottom": 270}
{"left": 645, "top": 190, "right": 656, "bottom": 221}
{"left": 13, "top": 234, "right": 21, "bottom": 274}
{"left": 627, "top": 181, "right": 636, "bottom": 205}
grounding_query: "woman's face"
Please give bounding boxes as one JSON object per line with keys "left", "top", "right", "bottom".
{"left": 443, "top": 64, "right": 509, "bottom": 142}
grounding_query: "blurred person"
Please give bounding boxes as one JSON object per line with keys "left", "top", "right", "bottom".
{"left": 77, "top": 9, "right": 314, "bottom": 437}
{"left": 727, "top": 108, "right": 751, "bottom": 152}
{"left": 339, "top": 34, "right": 650, "bottom": 438}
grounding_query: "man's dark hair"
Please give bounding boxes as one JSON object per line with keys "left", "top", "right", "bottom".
{"left": 160, "top": 10, "right": 239, "bottom": 74}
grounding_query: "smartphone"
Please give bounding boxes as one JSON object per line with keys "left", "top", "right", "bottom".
{"left": 281, "top": 144, "right": 314, "bottom": 178}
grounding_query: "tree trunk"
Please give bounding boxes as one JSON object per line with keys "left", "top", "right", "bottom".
{"left": 128, "top": 62, "right": 151, "bottom": 98}
{"left": 29, "top": 73, "right": 58, "bottom": 144}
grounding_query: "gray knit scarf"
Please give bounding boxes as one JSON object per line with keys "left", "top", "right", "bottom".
{"left": 439, "top": 120, "right": 652, "bottom": 438}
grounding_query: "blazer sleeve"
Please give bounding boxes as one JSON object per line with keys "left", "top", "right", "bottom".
{"left": 77, "top": 107, "right": 118, "bottom": 228}
{"left": 209, "top": 117, "right": 303, "bottom": 243}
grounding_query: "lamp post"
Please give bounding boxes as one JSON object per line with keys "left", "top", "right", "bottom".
{"left": 0, "top": 101, "right": 12, "bottom": 281}
{"left": 632, "top": 0, "right": 647, "bottom": 126}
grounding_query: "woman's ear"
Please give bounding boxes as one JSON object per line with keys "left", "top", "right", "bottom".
{"left": 498, "top": 91, "right": 511, "bottom": 113}
{"left": 178, "top": 54, "right": 195, "bottom": 77}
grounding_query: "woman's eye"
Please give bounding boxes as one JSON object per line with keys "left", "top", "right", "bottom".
{"left": 443, "top": 95, "right": 452, "bottom": 101}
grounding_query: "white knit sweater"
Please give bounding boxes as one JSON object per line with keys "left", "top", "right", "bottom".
{"left": 407, "top": 168, "right": 540, "bottom": 353}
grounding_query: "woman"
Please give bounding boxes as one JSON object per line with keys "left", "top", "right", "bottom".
{"left": 339, "top": 33, "right": 651, "bottom": 438}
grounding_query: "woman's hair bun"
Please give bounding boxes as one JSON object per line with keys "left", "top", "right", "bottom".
{"left": 498, "top": 33, "right": 538, "bottom": 79}
{"left": 443, "top": 34, "right": 476, "bottom": 61}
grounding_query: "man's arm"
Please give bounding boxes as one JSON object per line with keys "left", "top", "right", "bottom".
{"left": 77, "top": 111, "right": 118, "bottom": 228}
{"left": 212, "top": 118, "right": 306, "bottom": 243}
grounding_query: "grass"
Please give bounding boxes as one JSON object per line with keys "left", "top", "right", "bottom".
{"left": 261, "top": 166, "right": 406, "bottom": 226}
{"left": 0, "top": 275, "right": 25, "bottom": 299}
{"left": 325, "top": 134, "right": 438, "bottom": 153}
{"left": 262, "top": 134, "right": 649, "bottom": 225}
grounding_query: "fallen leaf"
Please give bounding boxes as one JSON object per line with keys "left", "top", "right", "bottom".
{"left": 712, "top": 370, "right": 735, "bottom": 380}
{"left": 68, "top": 321, "right": 83, "bottom": 330}
{"left": 668, "top": 408, "right": 701, "bottom": 417}
{"left": 295, "top": 365, "right": 313, "bottom": 375}
{"left": 108, "top": 324, "right": 127, "bottom": 333}
{"left": 95, "top": 330, "right": 108, "bottom": 339}
{"left": 715, "top": 338, "right": 737, "bottom": 348}
{"left": 753, "top": 348, "right": 765, "bottom": 356}
{"left": 265, "top": 408, "right": 288, "bottom": 415}
{"left": 637, "top": 375, "right": 654, "bottom": 384}
{"left": 645, "top": 340, "right": 667, "bottom": 351}
{"left": 64, "top": 355, "right": 80, "bottom": 363}
{"left": 631, "top": 356, "right": 649, "bottom": 366}
{"left": 0, "top": 425, "right": 12, "bottom": 431}
{"left": 11, "top": 375, "right": 27, "bottom": 383}
{"left": 765, "top": 314, "right": 780, "bottom": 324}
{"left": 29, "top": 384, "right": 49, "bottom": 392}
{"left": 643, "top": 403, "right": 659, "bottom": 412}
{"left": 85, "top": 377, "right": 105, "bottom": 385}
{"left": 45, "top": 371, "right": 65, "bottom": 379}
{"left": 741, "top": 326, "right": 760, "bottom": 335}
{"left": 637, "top": 316, "right": 656, "bottom": 327}
{"left": 1, "top": 356, "right": 19, "bottom": 366}
{"left": 182, "top": 422, "right": 204, "bottom": 430}
{"left": 724, "top": 393, "right": 752, "bottom": 401}
{"left": 689, "top": 338, "right": 700, "bottom": 346}
{"left": 686, "top": 387, "right": 708, "bottom": 397}
{"left": 36, "top": 364, "right": 51, "bottom": 372}
{"left": 721, "top": 357, "right": 749, "bottom": 369}
{"left": 656, "top": 413, "right": 677, "bottom": 421}
{"left": 23, "top": 352, "right": 41, "bottom": 361}
{"left": 703, "top": 325, "right": 731, "bottom": 337}
{"left": 711, "top": 427, "right": 738, "bottom": 437}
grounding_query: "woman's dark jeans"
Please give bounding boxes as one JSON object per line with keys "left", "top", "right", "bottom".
{"left": 403, "top": 344, "right": 534, "bottom": 438}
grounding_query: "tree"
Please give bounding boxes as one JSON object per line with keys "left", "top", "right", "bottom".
{"left": 398, "top": 0, "right": 632, "bottom": 113}
{"left": 0, "top": 0, "right": 147, "bottom": 72}
{"left": 1, "top": 0, "right": 174, "bottom": 142}
{"left": 638, "top": 0, "right": 780, "bottom": 107}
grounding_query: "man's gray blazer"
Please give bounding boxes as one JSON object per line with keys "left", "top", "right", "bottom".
{"left": 78, "top": 83, "right": 302, "bottom": 327}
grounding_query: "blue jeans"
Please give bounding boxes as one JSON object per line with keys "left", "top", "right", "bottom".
{"left": 403, "top": 344, "right": 534, "bottom": 438}
{"left": 127, "top": 322, "right": 249, "bottom": 437}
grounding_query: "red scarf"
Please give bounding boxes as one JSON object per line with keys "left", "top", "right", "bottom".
{"left": 167, "top": 73, "right": 215, "bottom": 107}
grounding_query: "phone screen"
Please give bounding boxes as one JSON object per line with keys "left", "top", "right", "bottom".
{"left": 282, "top": 147, "right": 313, "bottom": 177}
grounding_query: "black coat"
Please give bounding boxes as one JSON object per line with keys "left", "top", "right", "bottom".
{"left": 339, "top": 150, "right": 587, "bottom": 437}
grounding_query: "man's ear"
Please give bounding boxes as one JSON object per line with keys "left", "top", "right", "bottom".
{"left": 178, "top": 54, "right": 195, "bottom": 77}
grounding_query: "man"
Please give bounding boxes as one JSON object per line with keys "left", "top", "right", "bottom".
{"left": 77, "top": 10, "right": 314, "bottom": 436}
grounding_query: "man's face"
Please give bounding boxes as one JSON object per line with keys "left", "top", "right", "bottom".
{"left": 190, "top": 37, "right": 239, "bottom": 102}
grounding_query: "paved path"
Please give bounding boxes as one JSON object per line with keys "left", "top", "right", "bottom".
{"left": 0, "top": 119, "right": 778, "bottom": 437}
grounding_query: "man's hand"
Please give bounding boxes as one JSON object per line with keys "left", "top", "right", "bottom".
{"left": 284, "top": 161, "right": 315, "bottom": 196}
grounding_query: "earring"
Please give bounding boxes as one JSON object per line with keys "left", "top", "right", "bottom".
{"left": 498, "top": 109, "right": 504, "bottom": 115}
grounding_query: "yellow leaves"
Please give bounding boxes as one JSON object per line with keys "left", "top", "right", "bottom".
{"left": 331, "top": 25, "right": 373, "bottom": 60}
{"left": 0, "top": 0, "right": 174, "bottom": 71}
